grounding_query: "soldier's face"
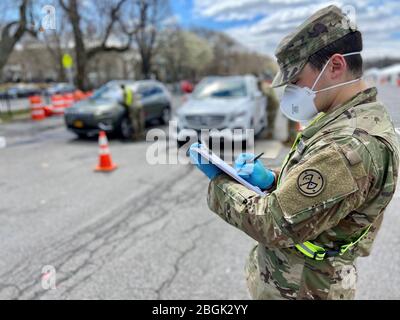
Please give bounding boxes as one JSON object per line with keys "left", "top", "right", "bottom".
{"left": 291, "top": 55, "right": 350, "bottom": 112}
{"left": 290, "top": 64, "right": 332, "bottom": 112}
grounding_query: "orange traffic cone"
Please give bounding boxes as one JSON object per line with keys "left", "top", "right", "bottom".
{"left": 51, "top": 94, "right": 65, "bottom": 115}
{"left": 29, "top": 95, "right": 45, "bottom": 120}
{"left": 95, "top": 131, "right": 117, "bottom": 172}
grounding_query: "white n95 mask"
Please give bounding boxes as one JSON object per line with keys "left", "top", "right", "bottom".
{"left": 279, "top": 52, "right": 362, "bottom": 122}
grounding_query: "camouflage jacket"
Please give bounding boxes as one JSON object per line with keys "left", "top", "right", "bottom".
{"left": 207, "top": 87, "right": 399, "bottom": 300}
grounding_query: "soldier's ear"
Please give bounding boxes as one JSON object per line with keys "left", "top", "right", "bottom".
{"left": 329, "top": 54, "right": 347, "bottom": 79}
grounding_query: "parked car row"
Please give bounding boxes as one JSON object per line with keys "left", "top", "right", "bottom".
{"left": 44, "top": 83, "right": 76, "bottom": 96}
{"left": 0, "top": 82, "right": 76, "bottom": 100}
{"left": 63, "top": 75, "right": 269, "bottom": 143}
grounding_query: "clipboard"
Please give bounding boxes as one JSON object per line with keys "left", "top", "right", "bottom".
{"left": 191, "top": 145, "right": 267, "bottom": 197}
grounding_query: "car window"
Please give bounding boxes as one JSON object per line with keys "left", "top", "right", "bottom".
{"left": 136, "top": 85, "right": 150, "bottom": 98}
{"left": 137, "top": 85, "right": 162, "bottom": 98}
{"left": 91, "top": 84, "right": 122, "bottom": 100}
{"left": 152, "top": 86, "right": 163, "bottom": 95}
{"left": 192, "top": 78, "right": 247, "bottom": 99}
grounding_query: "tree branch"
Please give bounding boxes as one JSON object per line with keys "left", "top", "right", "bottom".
{"left": 86, "top": 37, "right": 132, "bottom": 59}
{"left": 59, "top": 0, "right": 69, "bottom": 11}
{"left": 86, "top": 0, "right": 135, "bottom": 60}
{"left": 100, "top": 0, "right": 128, "bottom": 48}
{"left": 13, "top": 0, "right": 28, "bottom": 40}
{"left": 1, "top": 21, "right": 18, "bottom": 41}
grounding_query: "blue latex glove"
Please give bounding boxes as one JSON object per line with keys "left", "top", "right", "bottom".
{"left": 234, "top": 153, "right": 275, "bottom": 190}
{"left": 189, "top": 143, "right": 222, "bottom": 180}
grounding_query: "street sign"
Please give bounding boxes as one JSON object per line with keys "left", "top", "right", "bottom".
{"left": 62, "top": 54, "right": 73, "bottom": 69}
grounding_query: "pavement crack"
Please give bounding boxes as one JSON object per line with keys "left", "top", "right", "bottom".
{"left": 155, "top": 235, "right": 201, "bottom": 299}
{"left": 2, "top": 165, "right": 198, "bottom": 299}
{"left": 181, "top": 219, "right": 215, "bottom": 235}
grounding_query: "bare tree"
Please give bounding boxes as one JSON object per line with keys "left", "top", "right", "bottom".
{"left": 0, "top": 0, "right": 36, "bottom": 73}
{"left": 59, "top": 0, "right": 137, "bottom": 90}
{"left": 128, "top": 0, "right": 170, "bottom": 79}
{"left": 193, "top": 28, "right": 277, "bottom": 77}
{"left": 158, "top": 29, "right": 213, "bottom": 82}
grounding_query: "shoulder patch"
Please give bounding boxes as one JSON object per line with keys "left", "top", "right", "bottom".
{"left": 297, "top": 169, "right": 324, "bottom": 197}
{"left": 275, "top": 144, "right": 359, "bottom": 224}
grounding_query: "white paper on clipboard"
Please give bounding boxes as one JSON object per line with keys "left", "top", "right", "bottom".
{"left": 192, "top": 146, "right": 267, "bottom": 197}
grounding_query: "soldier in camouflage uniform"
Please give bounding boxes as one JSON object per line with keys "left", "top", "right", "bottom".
{"left": 201, "top": 5, "right": 400, "bottom": 300}
{"left": 131, "top": 100, "right": 145, "bottom": 140}
{"left": 120, "top": 84, "right": 145, "bottom": 141}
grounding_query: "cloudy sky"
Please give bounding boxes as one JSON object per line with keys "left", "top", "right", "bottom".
{"left": 171, "top": 0, "right": 400, "bottom": 60}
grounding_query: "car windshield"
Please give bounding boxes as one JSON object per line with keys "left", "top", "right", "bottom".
{"left": 91, "top": 84, "right": 122, "bottom": 100}
{"left": 192, "top": 78, "right": 247, "bottom": 99}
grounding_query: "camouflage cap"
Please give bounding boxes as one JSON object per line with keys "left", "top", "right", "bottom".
{"left": 273, "top": 5, "right": 357, "bottom": 88}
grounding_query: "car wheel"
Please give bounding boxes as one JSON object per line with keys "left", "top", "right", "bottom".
{"left": 119, "top": 117, "right": 134, "bottom": 140}
{"left": 160, "top": 106, "right": 171, "bottom": 125}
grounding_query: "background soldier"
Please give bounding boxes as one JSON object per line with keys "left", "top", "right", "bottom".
{"left": 189, "top": 5, "right": 400, "bottom": 300}
{"left": 120, "top": 84, "right": 145, "bottom": 141}
{"left": 131, "top": 94, "right": 145, "bottom": 141}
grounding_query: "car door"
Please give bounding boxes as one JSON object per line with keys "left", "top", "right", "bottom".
{"left": 151, "top": 85, "right": 168, "bottom": 118}
{"left": 137, "top": 85, "right": 160, "bottom": 120}
{"left": 146, "top": 85, "right": 167, "bottom": 120}
{"left": 135, "top": 85, "right": 151, "bottom": 121}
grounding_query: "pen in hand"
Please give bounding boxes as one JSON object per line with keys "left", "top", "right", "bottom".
{"left": 236, "top": 152, "right": 265, "bottom": 174}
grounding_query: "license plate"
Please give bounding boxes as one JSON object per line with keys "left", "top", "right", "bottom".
{"left": 73, "top": 120, "right": 84, "bottom": 128}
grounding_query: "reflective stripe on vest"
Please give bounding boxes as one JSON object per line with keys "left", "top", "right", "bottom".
{"left": 295, "top": 225, "right": 372, "bottom": 260}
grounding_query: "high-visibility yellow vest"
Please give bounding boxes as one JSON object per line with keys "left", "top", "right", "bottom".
{"left": 124, "top": 88, "right": 133, "bottom": 107}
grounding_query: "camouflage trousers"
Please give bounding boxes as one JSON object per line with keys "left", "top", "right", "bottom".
{"left": 245, "top": 244, "right": 357, "bottom": 300}
{"left": 129, "top": 105, "right": 145, "bottom": 141}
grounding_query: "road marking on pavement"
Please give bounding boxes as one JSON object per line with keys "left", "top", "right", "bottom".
{"left": 0, "top": 136, "right": 6, "bottom": 149}
{"left": 395, "top": 128, "right": 400, "bottom": 136}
